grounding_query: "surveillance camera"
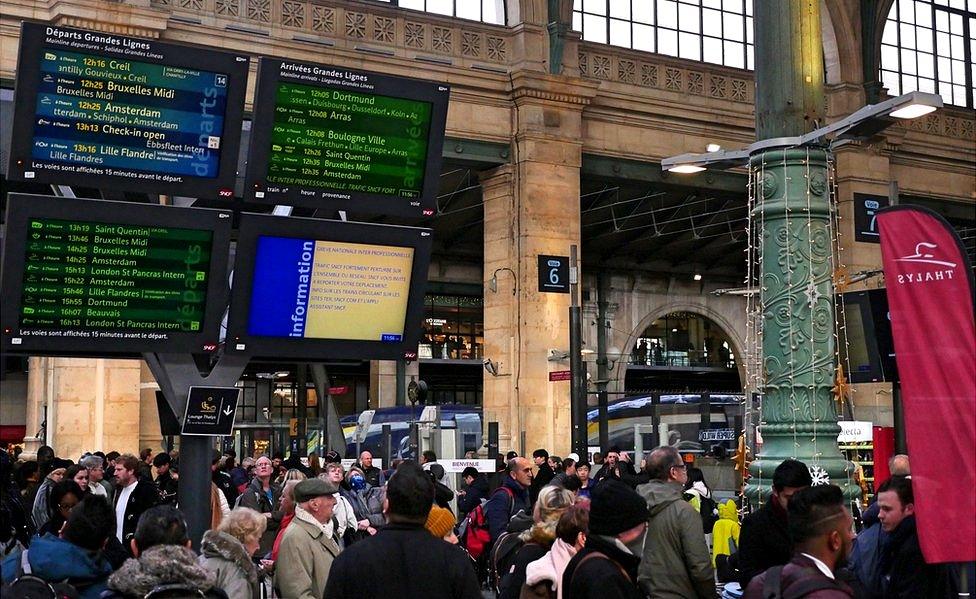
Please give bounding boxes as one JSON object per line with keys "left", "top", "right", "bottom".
{"left": 483, "top": 359, "right": 499, "bottom": 376}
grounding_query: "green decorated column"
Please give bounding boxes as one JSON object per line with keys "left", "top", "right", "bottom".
{"left": 745, "top": 0, "right": 857, "bottom": 502}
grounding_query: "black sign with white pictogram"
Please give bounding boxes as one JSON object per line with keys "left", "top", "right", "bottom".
{"left": 181, "top": 386, "right": 241, "bottom": 436}
{"left": 854, "top": 193, "right": 889, "bottom": 243}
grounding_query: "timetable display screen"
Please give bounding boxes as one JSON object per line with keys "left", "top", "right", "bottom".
{"left": 7, "top": 23, "right": 249, "bottom": 198}
{"left": 247, "top": 237, "right": 414, "bottom": 342}
{"left": 245, "top": 58, "right": 449, "bottom": 217}
{"left": 226, "top": 214, "right": 432, "bottom": 361}
{"left": 1, "top": 194, "right": 232, "bottom": 356}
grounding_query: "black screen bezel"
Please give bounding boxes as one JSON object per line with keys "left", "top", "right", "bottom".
{"left": 244, "top": 57, "right": 449, "bottom": 217}
{"left": 226, "top": 213, "right": 432, "bottom": 361}
{"left": 6, "top": 22, "right": 250, "bottom": 199}
{"left": 0, "top": 193, "right": 232, "bottom": 356}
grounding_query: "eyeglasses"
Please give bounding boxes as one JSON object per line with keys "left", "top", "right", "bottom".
{"left": 672, "top": 463, "right": 687, "bottom": 470}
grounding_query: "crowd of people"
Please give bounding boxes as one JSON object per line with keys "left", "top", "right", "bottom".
{"left": 0, "top": 442, "right": 961, "bottom": 599}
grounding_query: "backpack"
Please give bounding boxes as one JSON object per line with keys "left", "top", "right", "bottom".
{"left": 460, "top": 486, "right": 514, "bottom": 560}
{"left": 487, "top": 530, "right": 524, "bottom": 594}
{"left": 4, "top": 550, "right": 80, "bottom": 599}
{"left": 700, "top": 496, "right": 719, "bottom": 533}
{"left": 760, "top": 564, "right": 847, "bottom": 599}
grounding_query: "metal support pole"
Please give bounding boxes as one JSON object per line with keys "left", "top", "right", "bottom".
{"left": 487, "top": 422, "right": 499, "bottom": 459}
{"left": 295, "top": 363, "right": 307, "bottom": 456}
{"left": 381, "top": 425, "right": 392, "bottom": 466}
{"left": 569, "top": 245, "right": 586, "bottom": 456}
{"left": 395, "top": 359, "right": 406, "bottom": 407}
{"left": 596, "top": 272, "right": 610, "bottom": 452}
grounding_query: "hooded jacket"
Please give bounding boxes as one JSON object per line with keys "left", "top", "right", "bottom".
{"left": 636, "top": 479, "right": 716, "bottom": 598}
{"left": 199, "top": 530, "right": 260, "bottom": 599}
{"left": 1, "top": 534, "right": 113, "bottom": 599}
{"left": 711, "top": 500, "right": 741, "bottom": 567}
{"left": 104, "top": 544, "right": 218, "bottom": 598}
{"left": 521, "top": 538, "right": 578, "bottom": 599}
{"left": 561, "top": 534, "right": 643, "bottom": 599}
{"left": 237, "top": 478, "right": 282, "bottom": 556}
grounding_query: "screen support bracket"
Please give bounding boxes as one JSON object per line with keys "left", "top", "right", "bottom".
{"left": 309, "top": 362, "right": 347, "bottom": 457}
{"left": 144, "top": 352, "right": 248, "bottom": 548}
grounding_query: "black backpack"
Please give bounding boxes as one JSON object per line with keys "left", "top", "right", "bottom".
{"left": 4, "top": 550, "right": 80, "bottom": 599}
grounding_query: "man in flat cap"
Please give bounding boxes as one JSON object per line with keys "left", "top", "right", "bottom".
{"left": 274, "top": 478, "right": 342, "bottom": 599}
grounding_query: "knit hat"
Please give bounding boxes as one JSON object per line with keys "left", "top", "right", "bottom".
{"left": 323, "top": 450, "right": 342, "bottom": 464}
{"left": 425, "top": 505, "right": 456, "bottom": 539}
{"left": 588, "top": 479, "right": 649, "bottom": 536}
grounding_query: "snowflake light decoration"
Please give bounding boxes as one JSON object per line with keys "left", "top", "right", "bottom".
{"left": 809, "top": 465, "right": 830, "bottom": 486}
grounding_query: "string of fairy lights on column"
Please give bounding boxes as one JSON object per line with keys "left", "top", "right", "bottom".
{"left": 804, "top": 148, "right": 821, "bottom": 468}
{"left": 825, "top": 151, "right": 856, "bottom": 496}
{"left": 744, "top": 155, "right": 765, "bottom": 490}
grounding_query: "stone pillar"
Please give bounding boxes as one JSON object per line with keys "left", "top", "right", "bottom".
{"left": 481, "top": 73, "right": 597, "bottom": 457}
{"left": 23, "top": 358, "right": 142, "bottom": 459}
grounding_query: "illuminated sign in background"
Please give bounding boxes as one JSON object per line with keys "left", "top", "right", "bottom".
{"left": 18, "top": 217, "right": 213, "bottom": 336}
{"left": 247, "top": 236, "right": 414, "bottom": 342}
{"left": 266, "top": 82, "right": 432, "bottom": 199}
{"left": 7, "top": 23, "right": 248, "bottom": 198}
{"left": 246, "top": 58, "right": 449, "bottom": 217}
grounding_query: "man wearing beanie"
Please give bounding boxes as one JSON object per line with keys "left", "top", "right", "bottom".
{"left": 636, "top": 447, "right": 715, "bottom": 598}
{"left": 325, "top": 461, "right": 479, "bottom": 598}
{"left": 561, "top": 479, "right": 648, "bottom": 599}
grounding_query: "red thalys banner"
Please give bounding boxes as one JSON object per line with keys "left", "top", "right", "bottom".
{"left": 878, "top": 205, "right": 976, "bottom": 564}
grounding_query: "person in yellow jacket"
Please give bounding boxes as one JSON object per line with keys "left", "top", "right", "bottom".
{"left": 711, "top": 499, "right": 741, "bottom": 567}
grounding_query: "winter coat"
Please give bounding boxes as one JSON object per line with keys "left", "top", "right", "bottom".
{"left": 338, "top": 484, "right": 385, "bottom": 528}
{"left": 30, "top": 477, "right": 55, "bottom": 530}
{"left": 521, "top": 538, "right": 578, "bottom": 599}
{"left": 199, "top": 530, "right": 260, "bottom": 599}
{"left": 103, "top": 544, "right": 218, "bottom": 598}
{"left": 879, "top": 515, "right": 956, "bottom": 599}
{"left": 849, "top": 518, "right": 885, "bottom": 598}
{"left": 744, "top": 554, "right": 853, "bottom": 599}
{"left": 273, "top": 509, "right": 341, "bottom": 599}
{"left": 529, "top": 463, "right": 555, "bottom": 504}
{"left": 113, "top": 479, "right": 161, "bottom": 552}
{"left": 486, "top": 476, "right": 531, "bottom": 543}
{"left": 636, "top": 479, "right": 716, "bottom": 598}
{"left": 561, "top": 534, "right": 643, "bottom": 599}
{"left": 499, "top": 518, "right": 560, "bottom": 599}
{"left": 1, "top": 534, "right": 112, "bottom": 599}
{"left": 737, "top": 496, "right": 791, "bottom": 588}
{"left": 358, "top": 464, "right": 383, "bottom": 488}
{"left": 457, "top": 474, "right": 490, "bottom": 518}
{"left": 323, "top": 522, "right": 480, "bottom": 599}
{"left": 237, "top": 478, "right": 282, "bottom": 557}
{"left": 214, "top": 470, "right": 239, "bottom": 507}
{"left": 711, "top": 500, "right": 741, "bottom": 567}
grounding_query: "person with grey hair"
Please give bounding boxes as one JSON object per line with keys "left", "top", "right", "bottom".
{"left": 887, "top": 454, "right": 910, "bottom": 478}
{"left": 200, "top": 507, "right": 267, "bottom": 599}
{"left": 80, "top": 455, "right": 110, "bottom": 498}
{"left": 637, "top": 446, "right": 715, "bottom": 598}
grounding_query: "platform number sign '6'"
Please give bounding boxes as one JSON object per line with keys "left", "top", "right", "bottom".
{"left": 538, "top": 255, "right": 570, "bottom": 293}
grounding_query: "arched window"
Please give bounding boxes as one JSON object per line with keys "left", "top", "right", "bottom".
{"left": 880, "top": 0, "right": 976, "bottom": 109}
{"left": 572, "top": 0, "right": 754, "bottom": 70}
{"left": 368, "top": 0, "right": 506, "bottom": 25}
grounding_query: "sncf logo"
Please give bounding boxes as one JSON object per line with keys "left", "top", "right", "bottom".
{"left": 894, "top": 242, "right": 957, "bottom": 284}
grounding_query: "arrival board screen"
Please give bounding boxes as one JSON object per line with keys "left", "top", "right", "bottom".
{"left": 7, "top": 23, "right": 249, "bottom": 198}
{"left": 226, "top": 214, "right": 432, "bottom": 361}
{"left": 1, "top": 194, "right": 232, "bottom": 356}
{"left": 245, "top": 58, "right": 449, "bottom": 217}
{"left": 247, "top": 237, "right": 414, "bottom": 341}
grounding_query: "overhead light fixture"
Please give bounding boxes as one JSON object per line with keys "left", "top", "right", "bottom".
{"left": 693, "top": 273, "right": 702, "bottom": 281}
{"left": 706, "top": 143, "right": 721, "bottom": 152}
{"left": 488, "top": 267, "right": 517, "bottom": 295}
{"left": 663, "top": 91, "right": 942, "bottom": 174}
{"left": 889, "top": 103, "right": 938, "bottom": 119}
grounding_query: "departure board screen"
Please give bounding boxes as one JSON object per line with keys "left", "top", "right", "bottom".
{"left": 245, "top": 59, "right": 449, "bottom": 217}
{"left": 7, "top": 23, "right": 249, "bottom": 198}
{"left": 1, "top": 194, "right": 232, "bottom": 356}
{"left": 226, "top": 214, "right": 432, "bottom": 361}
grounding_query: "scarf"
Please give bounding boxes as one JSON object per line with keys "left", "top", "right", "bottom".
{"left": 524, "top": 538, "right": 578, "bottom": 599}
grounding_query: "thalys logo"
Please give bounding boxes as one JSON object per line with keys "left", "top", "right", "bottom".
{"left": 893, "top": 242, "right": 958, "bottom": 284}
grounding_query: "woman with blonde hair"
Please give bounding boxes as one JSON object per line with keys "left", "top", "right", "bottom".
{"left": 200, "top": 507, "right": 267, "bottom": 599}
{"left": 497, "top": 485, "right": 576, "bottom": 599}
